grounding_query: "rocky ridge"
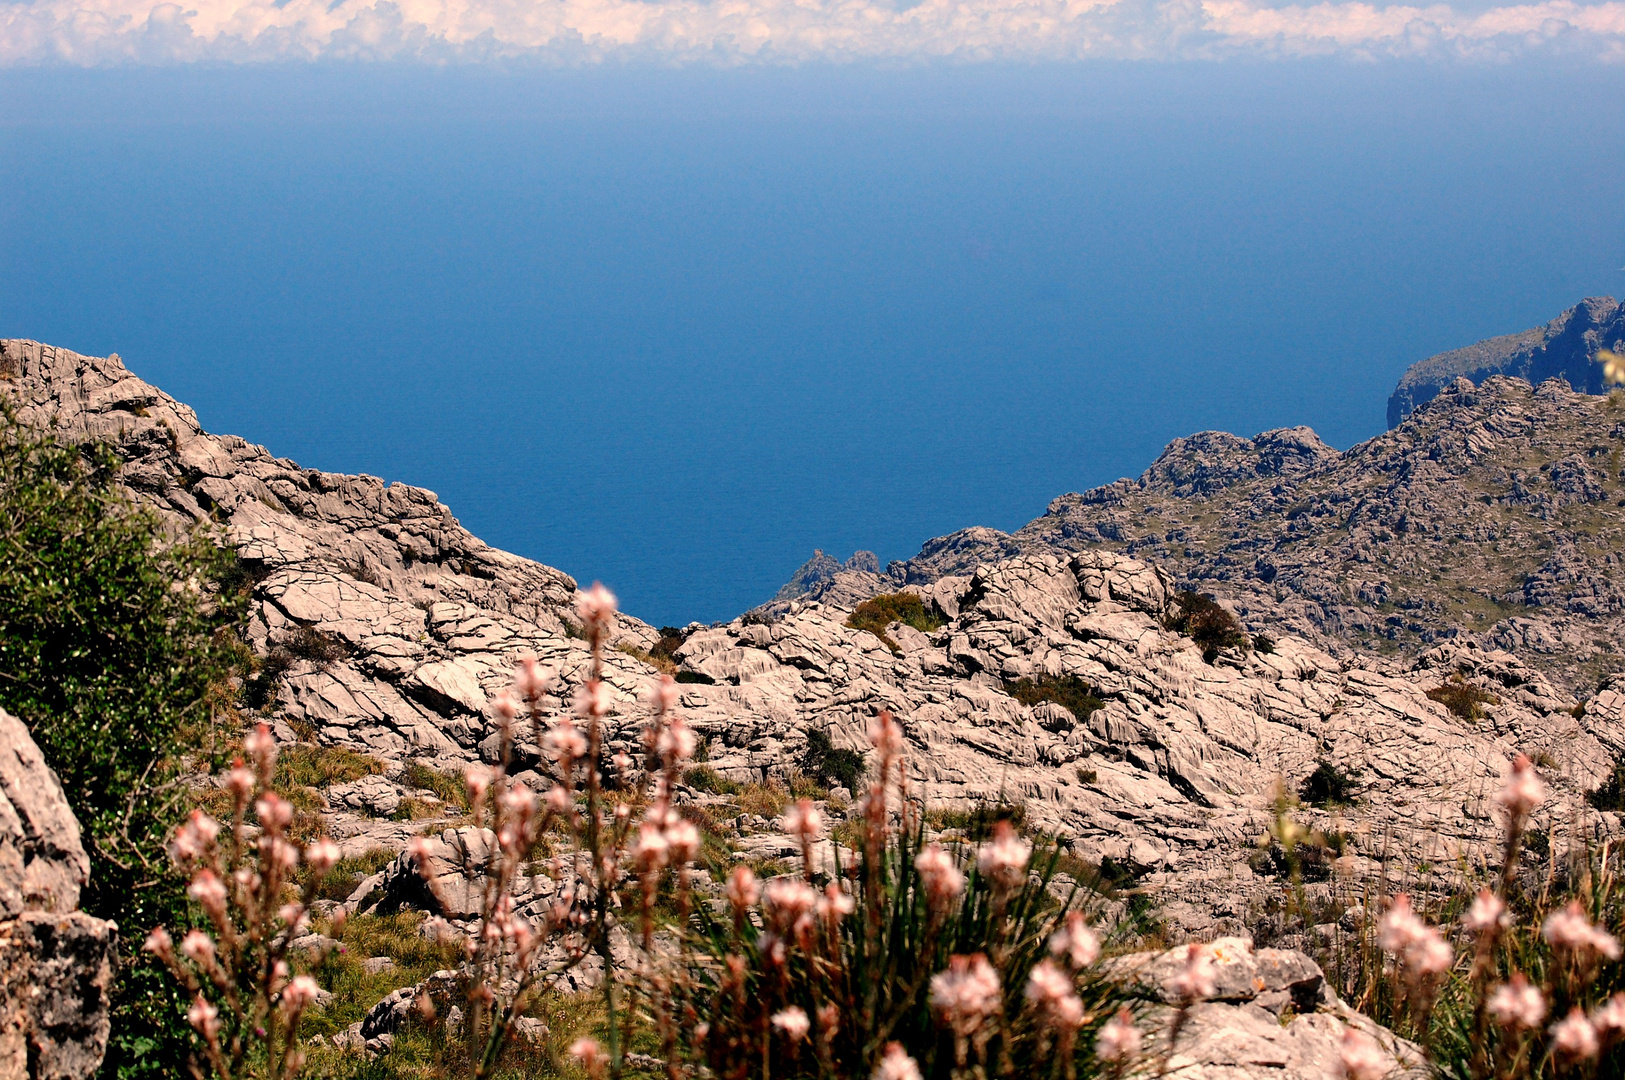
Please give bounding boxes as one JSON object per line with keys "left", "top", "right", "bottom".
{"left": 782, "top": 372, "right": 1625, "bottom": 694}
{"left": 5, "top": 338, "right": 1619, "bottom": 937}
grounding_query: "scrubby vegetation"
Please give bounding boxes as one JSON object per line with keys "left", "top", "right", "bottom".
{"left": 1298, "top": 759, "right": 1361, "bottom": 808}
{"left": 798, "top": 727, "right": 867, "bottom": 792}
{"left": 1003, "top": 674, "right": 1105, "bottom": 723}
{"left": 1427, "top": 672, "right": 1502, "bottom": 721}
{"left": 846, "top": 592, "right": 946, "bottom": 652}
{"left": 1165, "top": 590, "right": 1249, "bottom": 662}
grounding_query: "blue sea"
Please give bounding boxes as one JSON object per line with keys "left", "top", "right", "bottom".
{"left": 4, "top": 62, "right": 1624, "bottom": 626}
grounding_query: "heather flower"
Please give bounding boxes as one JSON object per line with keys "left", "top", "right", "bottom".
{"left": 187, "top": 870, "right": 228, "bottom": 918}
{"left": 225, "top": 761, "right": 256, "bottom": 801}
{"left": 1494, "top": 753, "right": 1545, "bottom": 817}
{"left": 244, "top": 723, "right": 278, "bottom": 773}
{"left": 254, "top": 793, "right": 293, "bottom": 834}
{"left": 781, "top": 799, "right": 824, "bottom": 843}
{"left": 657, "top": 716, "right": 696, "bottom": 761}
{"left": 181, "top": 930, "right": 216, "bottom": 965}
{"left": 574, "top": 681, "right": 611, "bottom": 720}
{"left": 1551, "top": 1009, "right": 1601, "bottom": 1062}
{"left": 869, "top": 710, "right": 905, "bottom": 757}
{"left": 817, "top": 882, "right": 856, "bottom": 922}
{"left": 305, "top": 838, "right": 340, "bottom": 874}
{"left": 915, "top": 844, "right": 966, "bottom": 907}
{"left": 513, "top": 655, "right": 550, "bottom": 701}
{"left": 187, "top": 995, "right": 221, "bottom": 1040}
{"left": 976, "top": 821, "right": 1032, "bottom": 888}
{"left": 772, "top": 1006, "right": 811, "bottom": 1042}
{"left": 873, "top": 1042, "right": 923, "bottom": 1080}
{"left": 546, "top": 718, "right": 589, "bottom": 762}
{"left": 630, "top": 818, "right": 665, "bottom": 865}
{"left": 1049, "top": 911, "right": 1101, "bottom": 968}
{"left": 576, "top": 583, "right": 618, "bottom": 631}
{"left": 653, "top": 675, "right": 679, "bottom": 714}
{"left": 1405, "top": 932, "right": 1454, "bottom": 979}
{"left": 664, "top": 818, "right": 700, "bottom": 864}
{"left": 1486, "top": 974, "right": 1546, "bottom": 1030}
{"left": 1591, "top": 993, "right": 1625, "bottom": 1037}
{"left": 1377, "top": 894, "right": 1427, "bottom": 955}
{"left": 1024, "top": 959, "right": 1085, "bottom": 1029}
{"left": 1461, "top": 888, "right": 1507, "bottom": 935}
{"left": 1338, "top": 1028, "right": 1388, "bottom": 1080}
{"left": 726, "top": 866, "right": 760, "bottom": 911}
{"left": 281, "top": 975, "right": 321, "bottom": 1014}
{"left": 764, "top": 878, "right": 820, "bottom": 935}
{"left": 929, "top": 952, "right": 1003, "bottom": 1039}
{"left": 570, "top": 1036, "right": 609, "bottom": 1080}
{"left": 277, "top": 903, "right": 309, "bottom": 933}
{"left": 1542, "top": 901, "right": 1622, "bottom": 961}
{"left": 142, "top": 927, "right": 173, "bottom": 960}
{"left": 1169, "top": 942, "right": 1217, "bottom": 1001}
{"left": 1095, "top": 1009, "right": 1141, "bottom": 1062}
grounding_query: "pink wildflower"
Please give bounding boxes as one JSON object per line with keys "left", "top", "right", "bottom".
{"left": 1462, "top": 888, "right": 1507, "bottom": 935}
{"left": 653, "top": 675, "right": 679, "bottom": 714}
{"left": 305, "top": 838, "right": 340, "bottom": 874}
{"left": 142, "top": 927, "right": 173, "bottom": 960}
{"left": 664, "top": 818, "right": 700, "bottom": 864}
{"left": 225, "top": 760, "right": 255, "bottom": 800}
{"left": 281, "top": 975, "right": 321, "bottom": 1014}
{"left": 1095, "top": 1009, "right": 1141, "bottom": 1062}
{"left": 546, "top": 718, "right": 589, "bottom": 762}
{"left": 1339, "top": 1028, "right": 1388, "bottom": 1080}
{"left": 817, "top": 882, "right": 856, "bottom": 922}
{"left": 1049, "top": 911, "right": 1100, "bottom": 968}
{"left": 513, "top": 655, "right": 550, "bottom": 701}
{"left": 1169, "top": 942, "right": 1217, "bottom": 1001}
{"left": 1551, "top": 1009, "right": 1601, "bottom": 1062}
{"left": 1542, "top": 901, "right": 1621, "bottom": 961}
{"left": 1494, "top": 753, "right": 1546, "bottom": 817}
{"left": 764, "top": 878, "right": 820, "bottom": 935}
{"left": 575, "top": 583, "right": 618, "bottom": 632}
{"left": 869, "top": 711, "right": 905, "bottom": 758}
{"left": 726, "top": 866, "right": 760, "bottom": 911}
{"left": 254, "top": 793, "right": 293, "bottom": 834}
{"left": 1486, "top": 974, "right": 1546, "bottom": 1030}
{"left": 873, "top": 1042, "right": 923, "bottom": 1080}
{"left": 782, "top": 799, "right": 824, "bottom": 843}
{"left": 180, "top": 930, "right": 215, "bottom": 965}
{"left": 570, "top": 1036, "right": 609, "bottom": 1080}
{"left": 187, "top": 870, "right": 228, "bottom": 919}
{"left": 490, "top": 691, "right": 518, "bottom": 723}
{"left": 976, "top": 821, "right": 1031, "bottom": 889}
{"left": 929, "top": 953, "right": 1003, "bottom": 1039}
{"left": 657, "top": 716, "right": 696, "bottom": 762}
{"left": 634, "top": 822, "right": 669, "bottom": 871}
{"left": 915, "top": 844, "right": 966, "bottom": 908}
{"left": 187, "top": 995, "right": 221, "bottom": 1040}
{"left": 772, "top": 1007, "right": 811, "bottom": 1042}
{"left": 1591, "top": 993, "right": 1625, "bottom": 1037}
{"left": 1024, "top": 959, "right": 1085, "bottom": 1029}
{"left": 244, "top": 723, "right": 278, "bottom": 773}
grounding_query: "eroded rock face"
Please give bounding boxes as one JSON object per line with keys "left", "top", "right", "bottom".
{"left": 4, "top": 338, "right": 1619, "bottom": 943}
{"left": 0, "top": 707, "right": 116, "bottom": 1080}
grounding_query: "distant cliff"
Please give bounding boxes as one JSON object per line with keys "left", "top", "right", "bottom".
{"left": 1387, "top": 296, "right": 1624, "bottom": 428}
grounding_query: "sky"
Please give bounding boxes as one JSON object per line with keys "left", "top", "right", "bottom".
{"left": 3, "top": 21, "right": 1625, "bottom": 625}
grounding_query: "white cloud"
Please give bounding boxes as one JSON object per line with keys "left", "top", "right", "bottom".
{"left": 3, "top": 0, "right": 1624, "bottom": 63}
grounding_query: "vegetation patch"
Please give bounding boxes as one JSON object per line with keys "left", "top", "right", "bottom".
{"left": 1166, "top": 590, "right": 1250, "bottom": 662}
{"left": 1298, "top": 759, "right": 1361, "bottom": 808}
{"left": 845, "top": 592, "right": 946, "bottom": 653}
{"left": 798, "top": 727, "right": 867, "bottom": 792}
{"left": 924, "top": 799, "right": 1027, "bottom": 841}
{"left": 1588, "top": 755, "right": 1625, "bottom": 811}
{"left": 1003, "top": 673, "right": 1105, "bottom": 723}
{"left": 277, "top": 742, "right": 386, "bottom": 790}
{"left": 683, "top": 764, "right": 742, "bottom": 796}
{"left": 1425, "top": 673, "right": 1500, "bottom": 720}
{"left": 402, "top": 760, "right": 470, "bottom": 811}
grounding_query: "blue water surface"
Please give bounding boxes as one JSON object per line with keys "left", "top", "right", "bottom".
{"left": 3, "top": 62, "right": 1624, "bottom": 626}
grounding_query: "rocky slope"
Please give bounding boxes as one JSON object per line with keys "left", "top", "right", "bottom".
{"left": 782, "top": 373, "right": 1625, "bottom": 694}
{"left": 1388, "top": 296, "right": 1625, "bottom": 427}
{"left": 5, "top": 337, "right": 1620, "bottom": 948}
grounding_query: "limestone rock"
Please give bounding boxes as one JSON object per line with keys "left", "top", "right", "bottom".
{"left": 0, "top": 708, "right": 116, "bottom": 1080}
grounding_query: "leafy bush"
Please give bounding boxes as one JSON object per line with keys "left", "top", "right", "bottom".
{"left": 847, "top": 592, "right": 946, "bottom": 653}
{"left": 1426, "top": 673, "right": 1500, "bottom": 721}
{"left": 282, "top": 625, "right": 352, "bottom": 665}
{"left": 1299, "top": 759, "right": 1361, "bottom": 808}
{"left": 0, "top": 404, "right": 249, "bottom": 1078}
{"left": 1165, "top": 591, "right": 1249, "bottom": 663}
{"left": 1588, "top": 756, "right": 1625, "bottom": 811}
{"left": 1003, "top": 674, "right": 1105, "bottom": 723}
{"left": 799, "top": 727, "right": 867, "bottom": 792}
{"left": 684, "top": 764, "right": 742, "bottom": 796}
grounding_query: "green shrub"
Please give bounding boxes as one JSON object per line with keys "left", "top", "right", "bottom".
{"left": 403, "top": 759, "right": 470, "bottom": 811}
{"left": 684, "top": 765, "right": 742, "bottom": 796}
{"left": 277, "top": 743, "right": 386, "bottom": 790}
{"left": 924, "top": 799, "right": 1027, "bottom": 841}
{"left": 1589, "top": 755, "right": 1625, "bottom": 811}
{"left": 1003, "top": 674, "right": 1105, "bottom": 723}
{"left": 846, "top": 592, "right": 946, "bottom": 653}
{"left": 1166, "top": 591, "right": 1249, "bottom": 662}
{"left": 1298, "top": 759, "right": 1361, "bottom": 808}
{"left": 799, "top": 727, "right": 867, "bottom": 792}
{"left": 0, "top": 404, "right": 249, "bottom": 1078}
{"left": 674, "top": 670, "right": 715, "bottom": 684}
{"left": 1425, "top": 673, "right": 1500, "bottom": 721}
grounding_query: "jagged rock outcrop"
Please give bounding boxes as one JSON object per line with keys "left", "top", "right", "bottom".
{"left": 775, "top": 370, "right": 1625, "bottom": 693}
{"left": 1388, "top": 296, "right": 1624, "bottom": 427}
{"left": 4, "top": 337, "right": 1621, "bottom": 942}
{"left": 0, "top": 708, "right": 116, "bottom": 1080}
